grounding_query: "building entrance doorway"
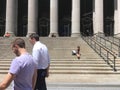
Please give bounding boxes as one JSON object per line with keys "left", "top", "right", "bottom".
{"left": 59, "top": 17, "right": 71, "bottom": 36}
{"left": 104, "top": 17, "right": 114, "bottom": 36}
{"left": 38, "top": 17, "right": 50, "bottom": 36}
{"left": 0, "top": 0, "right": 6, "bottom": 36}
{"left": 81, "top": 13, "right": 93, "bottom": 36}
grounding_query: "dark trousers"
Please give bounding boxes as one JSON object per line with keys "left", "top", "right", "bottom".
{"left": 34, "top": 69, "right": 47, "bottom": 90}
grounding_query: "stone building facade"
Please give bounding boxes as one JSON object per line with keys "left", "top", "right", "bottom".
{"left": 0, "top": 0, "right": 119, "bottom": 37}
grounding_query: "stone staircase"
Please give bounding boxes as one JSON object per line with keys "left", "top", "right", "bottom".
{"left": 0, "top": 37, "right": 120, "bottom": 75}
{"left": 1, "top": 37, "right": 120, "bottom": 90}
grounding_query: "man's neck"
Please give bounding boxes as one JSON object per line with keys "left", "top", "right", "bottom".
{"left": 19, "top": 48, "right": 27, "bottom": 55}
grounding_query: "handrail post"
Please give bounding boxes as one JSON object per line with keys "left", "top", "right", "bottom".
{"left": 113, "top": 37, "right": 114, "bottom": 43}
{"left": 118, "top": 39, "right": 120, "bottom": 57}
{"left": 100, "top": 46, "right": 101, "bottom": 56}
{"left": 110, "top": 42, "right": 112, "bottom": 51}
{"left": 105, "top": 39, "right": 106, "bottom": 48}
{"left": 107, "top": 51, "right": 109, "bottom": 64}
{"left": 114, "top": 56, "right": 117, "bottom": 71}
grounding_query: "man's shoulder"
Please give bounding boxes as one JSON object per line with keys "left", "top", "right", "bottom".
{"left": 36, "top": 42, "right": 47, "bottom": 47}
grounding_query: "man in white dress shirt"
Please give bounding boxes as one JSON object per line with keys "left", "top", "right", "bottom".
{"left": 29, "top": 33, "right": 50, "bottom": 90}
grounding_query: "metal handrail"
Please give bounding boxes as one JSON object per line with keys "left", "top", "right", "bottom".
{"left": 97, "top": 32, "right": 120, "bottom": 56}
{"left": 82, "top": 36, "right": 117, "bottom": 71}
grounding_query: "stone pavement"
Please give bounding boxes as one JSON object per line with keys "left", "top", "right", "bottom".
{"left": 1, "top": 74, "right": 120, "bottom": 90}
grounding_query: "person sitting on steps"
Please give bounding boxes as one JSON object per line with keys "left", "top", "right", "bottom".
{"left": 76, "top": 46, "right": 80, "bottom": 59}
{"left": 72, "top": 46, "right": 81, "bottom": 59}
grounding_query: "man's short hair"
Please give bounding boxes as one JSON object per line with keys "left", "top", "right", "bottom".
{"left": 12, "top": 38, "right": 25, "bottom": 48}
{"left": 29, "top": 33, "right": 39, "bottom": 41}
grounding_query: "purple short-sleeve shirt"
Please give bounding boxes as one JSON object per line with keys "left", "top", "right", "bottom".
{"left": 9, "top": 53, "right": 36, "bottom": 90}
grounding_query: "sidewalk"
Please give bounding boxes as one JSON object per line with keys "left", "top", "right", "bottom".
{"left": 46, "top": 74, "right": 120, "bottom": 84}
{"left": 1, "top": 74, "right": 120, "bottom": 90}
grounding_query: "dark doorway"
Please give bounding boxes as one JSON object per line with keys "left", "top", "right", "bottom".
{"left": 38, "top": 0, "right": 50, "bottom": 37}
{"left": 59, "top": 17, "right": 71, "bottom": 36}
{"left": 81, "top": 0, "right": 93, "bottom": 36}
{"left": 38, "top": 17, "right": 49, "bottom": 36}
{"left": 59, "top": 0, "right": 72, "bottom": 37}
{"left": 0, "top": 0, "right": 6, "bottom": 36}
{"left": 17, "top": 0, "right": 28, "bottom": 36}
{"left": 104, "top": 0, "right": 114, "bottom": 36}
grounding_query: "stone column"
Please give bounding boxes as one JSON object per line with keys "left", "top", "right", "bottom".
{"left": 117, "top": 0, "right": 120, "bottom": 34}
{"left": 93, "top": 0, "right": 103, "bottom": 34}
{"left": 114, "top": 0, "right": 120, "bottom": 35}
{"left": 49, "top": 0, "right": 58, "bottom": 37}
{"left": 114, "top": 0, "right": 118, "bottom": 35}
{"left": 5, "top": 0, "right": 18, "bottom": 36}
{"left": 27, "top": 0, "right": 38, "bottom": 37}
{"left": 71, "top": 0, "right": 80, "bottom": 37}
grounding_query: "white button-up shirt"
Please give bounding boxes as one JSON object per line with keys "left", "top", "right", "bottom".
{"left": 32, "top": 41, "right": 50, "bottom": 69}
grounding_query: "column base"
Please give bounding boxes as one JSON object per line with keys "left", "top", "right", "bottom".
{"left": 71, "top": 33, "right": 80, "bottom": 37}
{"left": 49, "top": 33, "right": 58, "bottom": 37}
{"left": 4, "top": 32, "right": 15, "bottom": 37}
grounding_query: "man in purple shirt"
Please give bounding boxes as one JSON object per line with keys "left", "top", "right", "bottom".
{"left": 0, "top": 38, "right": 37, "bottom": 90}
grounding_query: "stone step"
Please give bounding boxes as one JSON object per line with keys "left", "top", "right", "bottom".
{"left": 50, "top": 64, "right": 111, "bottom": 66}
{"left": 0, "top": 67, "right": 9, "bottom": 70}
{"left": 0, "top": 65, "right": 117, "bottom": 74}
{"left": 51, "top": 60, "right": 120, "bottom": 63}
{"left": 0, "top": 59, "right": 108, "bottom": 62}
{"left": 0, "top": 64, "right": 10, "bottom": 66}
{"left": 49, "top": 70, "right": 119, "bottom": 74}
{"left": 0, "top": 61, "right": 112, "bottom": 66}
{"left": 0, "top": 67, "right": 111, "bottom": 70}
{"left": 0, "top": 63, "right": 111, "bottom": 68}
{"left": 0, "top": 61, "right": 11, "bottom": 64}
{"left": 0, "top": 70, "right": 8, "bottom": 74}
{"left": 46, "top": 83, "right": 120, "bottom": 90}
{"left": 0, "top": 64, "right": 110, "bottom": 68}
{"left": 1, "top": 58, "right": 118, "bottom": 61}
{"left": 0, "top": 59, "right": 119, "bottom": 69}
{"left": 0, "top": 69, "right": 118, "bottom": 75}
